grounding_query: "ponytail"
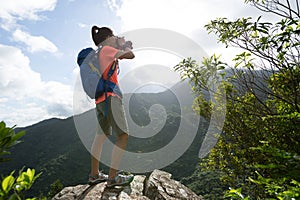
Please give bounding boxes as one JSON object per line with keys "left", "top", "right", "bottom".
{"left": 91, "top": 26, "right": 99, "bottom": 44}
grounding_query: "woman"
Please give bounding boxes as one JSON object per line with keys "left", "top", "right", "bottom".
{"left": 88, "top": 26, "right": 135, "bottom": 187}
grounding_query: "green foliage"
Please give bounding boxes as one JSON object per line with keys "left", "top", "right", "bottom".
{"left": 224, "top": 144, "right": 300, "bottom": 199}
{"left": 47, "top": 179, "right": 63, "bottom": 199}
{"left": 0, "top": 168, "right": 42, "bottom": 200}
{"left": 0, "top": 121, "right": 25, "bottom": 163}
{"left": 175, "top": 55, "right": 228, "bottom": 94}
{"left": 181, "top": 168, "right": 228, "bottom": 199}
{"left": 0, "top": 121, "right": 43, "bottom": 200}
{"left": 224, "top": 187, "right": 249, "bottom": 200}
{"left": 175, "top": 0, "right": 300, "bottom": 198}
{"left": 247, "top": 142, "right": 300, "bottom": 199}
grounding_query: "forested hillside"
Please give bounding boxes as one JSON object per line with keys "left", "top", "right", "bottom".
{"left": 1, "top": 88, "right": 208, "bottom": 196}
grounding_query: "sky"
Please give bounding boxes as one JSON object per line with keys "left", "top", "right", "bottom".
{"left": 0, "top": 0, "right": 276, "bottom": 127}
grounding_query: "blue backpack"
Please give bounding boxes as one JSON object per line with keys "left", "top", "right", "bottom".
{"left": 76, "top": 46, "right": 122, "bottom": 100}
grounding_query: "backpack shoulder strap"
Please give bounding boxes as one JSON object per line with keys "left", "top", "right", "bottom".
{"left": 88, "top": 46, "right": 103, "bottom": 77}
{"left": 88, "top": 62, "right": 101, "bottom": 76}
{"left": 106, "top": 59, "right": 118, "bottom": 80}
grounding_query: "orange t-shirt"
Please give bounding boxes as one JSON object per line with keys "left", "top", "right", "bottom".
{"left": 95, "top": 46, "right": 120, "bottom": 104}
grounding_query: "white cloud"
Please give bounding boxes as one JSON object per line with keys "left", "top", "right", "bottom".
{"left": 0, "top": 1, "right": 59, "bottom": 55}
{"left": 0, "top": 103, "right": 49, "bottom": 128}
{"left": 13, "top": 29, "right": 58, "bottom": 53}
{"left": 0, "top": 44, "right": 40, "bottom": 96}
{"left": 0, "top": 44, "right": 73, "bottom": 127}
{"left": 109, "top": 0, "right": 259, "bottom": 35}
{"left": 107, "top": 0, "right": 281, "bottom": 69}
{"left": 0, "top": 0, "right": 57, "bottom": 30}
{"left": 78, "top": 23, "right": 88, "bottom": 28}
{"left": 107, "top": 0, "right": 121, "bottom": 12}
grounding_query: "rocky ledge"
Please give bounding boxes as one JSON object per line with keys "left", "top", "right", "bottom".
{"left": 53, "top": 169, "right": 203, "bottom": 200}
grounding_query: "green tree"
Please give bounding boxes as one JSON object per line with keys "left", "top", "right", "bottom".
{"left": 47, "top": 179, "right": 63, "bottom": 199}
{"left": 0, "top": 121, "right": 42, "bottom": 200}
{"left": 0, "top": 122, "right": 25, "bottom": 163}
{"left": 175, "top": 0, "right": 300, "bottom": 199}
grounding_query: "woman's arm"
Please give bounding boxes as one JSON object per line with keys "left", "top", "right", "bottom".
{"left": 114, "top": 37, "right": 135, "bottom": 59}
{"left": 115, "top": 48, "right": 135, "bottom": 59}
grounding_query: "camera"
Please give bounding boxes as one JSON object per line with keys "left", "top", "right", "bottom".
{"left": 122, "top": 40, "right": 133, "bottom": 50}
{"left": 116, "top": 36, "right": 133, "bottom": 50}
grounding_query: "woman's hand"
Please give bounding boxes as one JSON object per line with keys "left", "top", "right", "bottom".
{"left": 122, "top": 41, "right": 133, "bottom": 50}
{"left": 116, "top": 36, "right": 126, "bottom": 49}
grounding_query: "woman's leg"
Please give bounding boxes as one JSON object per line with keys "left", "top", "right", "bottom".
{"left": 91, "top": 133, "right": 108, "bottom": 176}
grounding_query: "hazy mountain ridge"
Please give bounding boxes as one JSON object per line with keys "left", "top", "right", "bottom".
{"left": 1, "top": 86, "right": 208, "bottom": 196}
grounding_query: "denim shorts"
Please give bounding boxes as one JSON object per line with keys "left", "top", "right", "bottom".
{"left": 96, "top": 96, "right": 129, "bottom": 136}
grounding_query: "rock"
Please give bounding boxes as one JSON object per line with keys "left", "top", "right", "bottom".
{"left": 52, "top": 183, "right": 106, "bottom": 200}
{"left": 130, "top": 175, "right": 147, "bottom": 196}
{"left": 52, "top": 170, "right": 202, "bottom": 200}
{"left": 144, "top": 170, "right": 202, "bottom": 200}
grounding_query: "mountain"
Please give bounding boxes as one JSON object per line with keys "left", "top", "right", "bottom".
{"left": 0, "top": 86, "right": 208, "bottom": 196}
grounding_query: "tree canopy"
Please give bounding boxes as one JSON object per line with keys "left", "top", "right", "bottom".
{"left": 175, "top": 0, "right": 300, "bottom": 199}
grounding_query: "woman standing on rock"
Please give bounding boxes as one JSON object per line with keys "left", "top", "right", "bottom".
{"left": 88, "top": 26, "right": 135, "bottom": 187}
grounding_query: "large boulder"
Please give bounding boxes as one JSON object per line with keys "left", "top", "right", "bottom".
{"left": 52, "top": 169, "right": 203, "bottom": 200}
{"left": 144, "top": 169, "right": 202, "bottom": 200}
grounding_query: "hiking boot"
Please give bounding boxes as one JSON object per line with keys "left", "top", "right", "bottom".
{"left": 106, "top": 172, "right": 134, "bottom": 188}
{"left": 88, "top": 171, "right": 108, "bottom": 185}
